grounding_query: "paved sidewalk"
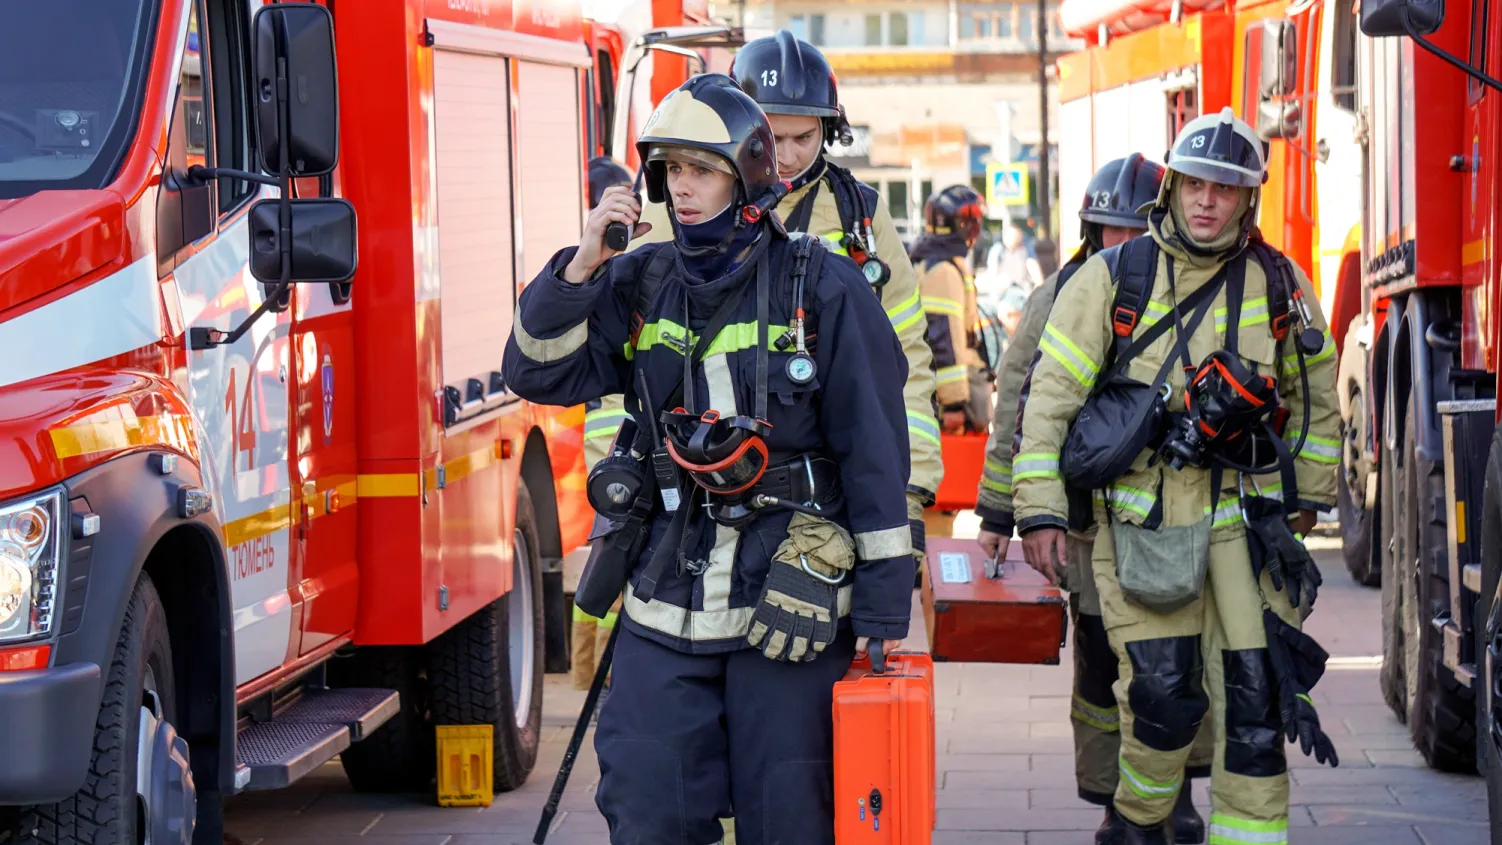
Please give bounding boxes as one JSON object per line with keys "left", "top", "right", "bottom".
{"left": 223, "top": 528, "right": 1490, "bottom": 844}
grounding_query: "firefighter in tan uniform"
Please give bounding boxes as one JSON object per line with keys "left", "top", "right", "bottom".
{"left": 1014, "top": 110, "right": 1342, "bottom": 844}
{"left": 978, "top": 154, "right": 1215, "bottom": 845}
{"left": 632, "top": 31, "right": 943, "bottom": 565}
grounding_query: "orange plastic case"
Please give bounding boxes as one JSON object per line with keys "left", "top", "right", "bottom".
{"left": 832, "top": 650, "right": 936, "bottom": 843}
{"left": 933, "top": 431, "right": 988, "bottom": 511}
{"left": 922, "top": 537, "right": 1067, "bottom": 665}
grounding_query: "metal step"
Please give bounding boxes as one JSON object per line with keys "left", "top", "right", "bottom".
{"left": 234, "top": 687, "right": 399, "bottom": 792}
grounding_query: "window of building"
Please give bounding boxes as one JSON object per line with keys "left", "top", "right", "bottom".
{"left": 960, "top": 13, "right": 975, "bottom": 37}
{"left": 959, "top": 3, "right": 1024, "bottom": 42}
{"left": 865, "top": 14, "right": 883, "bottom": 46}
{"left": 888, "top": 180, "right": 909, "bottom": 223}
{"left": 1018, "top": 7, "right": 1034, "bottom": 40}
{"left": 810, "top": 13, "right": 826, "bottom": 45}
{"left": 788, "top": 14, "right": 807, "bottom": 41}
{"left": 891, "top": 11, "right": 909, "bottom": 45}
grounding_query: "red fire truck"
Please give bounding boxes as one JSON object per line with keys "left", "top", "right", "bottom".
{"left": 0, "top": 0, "right": 628, "bottom": 841}
{"left": 1337, "top": 0, "right": 1501, "bottom": 795}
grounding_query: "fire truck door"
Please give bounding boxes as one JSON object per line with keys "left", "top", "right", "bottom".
{"left": 1461, "top": 0, "right": 1498, "bottom": 370}
{"left": 165, "top": 0, "right": 299, "bottom": 685}
{"left": 289, "top": 0, "right": 359, "bottom": 656}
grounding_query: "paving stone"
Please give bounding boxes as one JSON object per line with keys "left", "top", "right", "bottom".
{"left": 938, "top": 808, "right": 1101, "bottom": 831}
{"left": 1413, "top": 824, "right": 1491, "bottom": 845}
{"left": 937, "top": 789, "right": 1030, "bottom": 810}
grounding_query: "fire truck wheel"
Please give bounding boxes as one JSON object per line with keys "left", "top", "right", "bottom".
{"left": 9, "top": 573, "right": 193, "bottom": 845}
{"left": 329, "top": 647, "right": 436, "bottom": 793}
{"left": 1398, "top": 397, "right": 1477, "bottom": 772}
{"left": 428, "top": 483, "right": 545, "bottom": 793}
{"left": 1337, "top": 390, "right": 1378, "bottom": 586}
{"left": 1379, "top": 398, "right": 1406, "bottom": 722}
{"left": 1476, "top": 423, "right": 1502, "bottom": 839}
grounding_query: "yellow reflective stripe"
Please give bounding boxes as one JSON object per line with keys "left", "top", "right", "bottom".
{"left": 817, "top": 230, "right": 849, "bottom": 256}
{"left": 1214, "top": 297, "right": 1270, "bottom": 332}
{"left": 982, "top": 458, "right": 1013, "bottom": 494}
{"left": 1208, "top": 813, "right": 1288, "bottom": 845}
{"left": 1282, "top": 329, "right": 1336, "bottom": 369}
{"left": 937, "top": 365, "right": 967, "bottom": 385}
{"left": 924, "top": 296, "right": 963, "bottom": 317}
{"left": 1013, "top": 452, "right": 1059, "bottom": 481}
{"left": 1203, "top": 498, "right": 1243, "bottom": 528}
{"left": 1071, "top": 693, "right": 1120, "bottom": 732}
{"left": 1299, "top": 434, "right": 1341, "bottom": 464}
{"left": 626, "top": 320, "right": 778, "bottom": 361}
{"left": 1139, "top": 300, "right": 1173, "bottom": 331}
{"left": 1119, "top": 756, "right": 1180, "bottom": 798}
{"left": 1092, "top": 484, "right": 1156, "bottom": 518}
{"left": 886, "top": 291, "right": 924, "bottom": 334}
{"left": 1040, "top": 324, "right": 1098, "bottom": 387}
{"left": 908, "top": 411, "right": 942, "bottom": 447}
{"left": 584, "top": 408, "right": 631, "bottom": 440}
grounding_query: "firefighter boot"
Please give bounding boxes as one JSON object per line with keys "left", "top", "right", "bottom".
{"left": 1095, "top": 804, "right": 1128, "bottom": 845}
{"left": 1122, "top": 817, "right": 1173, "bottom": 845}
{"left": 1172, "top": 779, "right": 1205, "bottom": 844}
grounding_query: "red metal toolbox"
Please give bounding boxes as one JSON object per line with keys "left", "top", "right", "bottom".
{"left": 921, "top": 537, "right": 1067, "bottom": 665}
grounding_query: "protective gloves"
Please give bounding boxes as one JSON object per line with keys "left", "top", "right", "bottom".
{"left": 907, "top": 491, "right": 928, "bottom": 569}
{"left": 1244, "top": 496, "right": 1322, "bottom": 611}
{"left": 746, "top": 556, "right": 840, "bottom": 662}
{"left": 747, "top": 513, "right": 855, "bottom": 662}
{"left": 1263, "top": 609, "right": 1339, "bottom": 767}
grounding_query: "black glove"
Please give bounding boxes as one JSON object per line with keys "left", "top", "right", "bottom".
{"left": 910, "top": 518, "right": 926, "bottom": 563}
{"left": 1246, "top": 504, "right": 1322, "bottom": 610}
{"left": 1264, "top": 609, "right": 1338, "bottom": 767}
{"left": 746, "top": 556, "right": 840, "bottom": 663}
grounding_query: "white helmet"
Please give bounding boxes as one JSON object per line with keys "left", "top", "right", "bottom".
{"left": 1165, "top": 107, "right": 1268, "bottom": 188}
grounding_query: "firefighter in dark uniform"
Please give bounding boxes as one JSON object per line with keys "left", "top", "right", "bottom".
{"left": 977, "top": 154, "right": 1216, "bottom": 845}
{"left": 503, "top": 74, "right": 913, "bottom": 845}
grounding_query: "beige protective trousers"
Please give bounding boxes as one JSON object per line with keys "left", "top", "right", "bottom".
{"left": 1093, "top": 525, "right": 1299, "bottom": 843}
{"left": 1064, "top": 530, "right": 1213, "bottom": 804}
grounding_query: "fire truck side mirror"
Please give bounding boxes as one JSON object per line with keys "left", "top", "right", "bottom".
{"left": 1360, "top": 0, "right": 1445, "bottom": 37}
{"left": 252, "top": 3, "right": 340, "bottom": 178}
{"left": 1257, "top": 21, "right": 1297, "bottom": 101}
{"left": 247, "top": 198, "right": 358, "bottom": 286}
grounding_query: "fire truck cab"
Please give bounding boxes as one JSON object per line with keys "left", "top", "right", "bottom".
{"left": 0, "top": 1, "right": 603, "bottom": 841}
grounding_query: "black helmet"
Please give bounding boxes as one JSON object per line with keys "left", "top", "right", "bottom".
{"left": 1164, "top": 107, "right": 1268, "bottom": 189}
{"left": 636, "top": 73, "right": 780, "bottom": 209}
{"left": 731, "top": 30, "right": 852, "bottom": 146}
{"left": 924, "top": 185, "right": 986, "bottom": 244}
{"left": 1079, "top": 153, "right": 1164, "bottom": 228}
{"left": 587, "top": 155, "right": 633, "bottom": 209}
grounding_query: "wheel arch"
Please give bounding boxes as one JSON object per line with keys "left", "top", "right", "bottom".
{"left": 518, "top": 427, "right": 569, "bottom": 674}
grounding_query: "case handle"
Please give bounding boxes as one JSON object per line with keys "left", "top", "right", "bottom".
{"left": 868, "top": 641, "right": 887, "bottom": 675}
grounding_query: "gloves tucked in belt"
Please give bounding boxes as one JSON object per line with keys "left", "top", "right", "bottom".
{"left": 1245, "top": 496, "right": 1323, "bottom": 611}
{"left": 1264, "top": 609, "right": 1338, "bottom": 767}
{"left": 747, "top": 513, "right": 855, "bottom": 663}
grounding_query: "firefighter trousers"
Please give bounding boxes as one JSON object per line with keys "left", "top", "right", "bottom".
{"left": 571, "top": 599, "right": 621, "bottom": 690}
{"left": 1092, "top": 524, "right": 1297, "bottom": 840}
{"left": 1065, "top": 531, "right": 1213, "bottom": 805}
{"left": 595, "top": 623, "right": 857, "bottom": 845}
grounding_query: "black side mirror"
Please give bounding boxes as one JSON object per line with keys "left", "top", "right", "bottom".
{"left": 1259, "top": 20, "right": 1297, "bottom": 100}
{"left": 248, "top": 199, "right": 357, "bottom": 284}
{"left": 1361, "top": 0, "right": 1445, "bottom": 36}
{"left": 252, "top": 3, "right": 339, "bottom": 177}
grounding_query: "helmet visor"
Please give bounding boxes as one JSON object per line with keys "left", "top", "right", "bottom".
{"left": 1168, "top": 157, "right": 1264, "bottom": 189}
{"left": 647, "top": 144, "right": 735, "bottom": 176}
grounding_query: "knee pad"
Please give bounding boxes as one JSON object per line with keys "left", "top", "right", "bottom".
{"left": 1223, "top": 648, "right": 1288, "bottom": 777}
{"left": 596, "top": 738, "right": 729, "bottom": 844}
{"left": 1125, "top": 636, "right": 1210, "bottom": 752}
{"left": 1074, "top": 612, "right": 1119, "bottom": 709}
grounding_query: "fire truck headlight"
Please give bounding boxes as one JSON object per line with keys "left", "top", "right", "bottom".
{"left": 0, "top": 491, "right": 64, "bottom": 643}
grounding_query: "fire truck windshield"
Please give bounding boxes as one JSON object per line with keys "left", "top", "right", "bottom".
{"left": 0, "top": 0, "right": 156, "bottom": 199}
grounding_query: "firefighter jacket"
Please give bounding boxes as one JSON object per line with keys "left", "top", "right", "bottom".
{"left": 915, "top": 247, "right": 986, "bottom": 408}
{"left": 1011, "top": 215, "right": 1340, "bottom": 539}
{"left": 503, "top": 236, "right": 915, "bottom": 654}
{"left": 633, "top": 163, "right": 943, "bottom": 503}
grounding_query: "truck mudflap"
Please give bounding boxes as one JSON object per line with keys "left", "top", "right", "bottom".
{"left": 0, "top": 662, "right": 101, "bottom": 803}
{"left": 1438, "top": 399, "right": 1496, "bottom": 687}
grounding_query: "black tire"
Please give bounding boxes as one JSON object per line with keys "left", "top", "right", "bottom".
{"left": 428, "top": 483, "right": 545, "bottom": 793}
{"left": 9, "top": 574, "right": 185, "bottom": 844}
{"left": 1338, "top": 390, "right": 1379, "bottom": 586}
{"left": 328, "top": 647, "right": 436, "bottom": 793}
{"left": 1477, "top": 424, "right": 1502, "bottom": 844}
{"left": 1379, "top": 399, "right": 1407, "bottom": 721}
{"left": 1398, "top": 398, "right": 1476, "bottom": 771}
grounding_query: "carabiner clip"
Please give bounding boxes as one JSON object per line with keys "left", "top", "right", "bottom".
{"left": 800, "top": 552, "right": 845, "bottom": 585}
{"left": 802, "top": 454, "right": 821, "bottom": 511}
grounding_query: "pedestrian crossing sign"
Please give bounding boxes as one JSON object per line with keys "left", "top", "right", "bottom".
{"left": 986, "top": 161, "right": 1030, "bottom": 210}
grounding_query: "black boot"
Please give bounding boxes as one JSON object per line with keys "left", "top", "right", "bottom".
{"left": 1095, "top": 805, "right": 1128, "bottom": 845}
{"left": 1122, "top": 817, "right": 1173, "bottom": 845}
{"left": 1171, "top": 779, "right": 1205, "bottom": 844}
